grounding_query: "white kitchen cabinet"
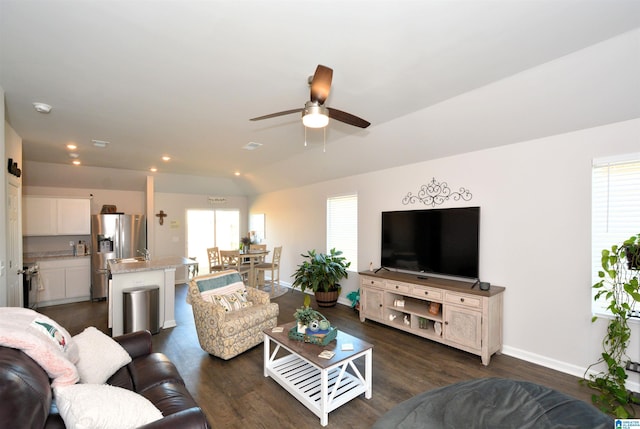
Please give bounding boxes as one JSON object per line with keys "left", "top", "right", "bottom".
{"left": 38, "top": 267, "right": 66, "bottom": 302}
{"left": 37, "top": 258, "right": 91, "bottom": 306}
{"left": 57, "top": 198, "right": 91, "bottom": 235}
{"left": 23, "top": 197, "right": 91, "bottom": 236}
{"left": 23, "top": 197, "right": 57, "bottom": 235}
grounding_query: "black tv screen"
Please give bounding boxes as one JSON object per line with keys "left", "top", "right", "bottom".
{"left": 381, "top": 207, "right": 480, "bottom": 279}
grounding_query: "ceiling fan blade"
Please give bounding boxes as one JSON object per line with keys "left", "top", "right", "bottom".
{"left": 327, "top": 107, "right": 371, "bottom": 129}
{"left": 250, "top": 108, "right": 302, "bottom": 121}
{"left": 310, "top": 65, "right": 333, "bottom": 105}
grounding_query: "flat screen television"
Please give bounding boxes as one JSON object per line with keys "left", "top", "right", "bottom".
{"left": 381, "top": 207, "right": 480, "bottom": 279}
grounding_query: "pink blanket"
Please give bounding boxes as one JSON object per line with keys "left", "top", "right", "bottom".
{"left": 0, "top": 308, "right": 79, "bottom": 387}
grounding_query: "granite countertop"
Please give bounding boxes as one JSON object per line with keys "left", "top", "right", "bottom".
{"left": 24, "top": 252, "right": 91, "bottom": 264}
{"left": 108, "top": 256, "right": 196, "bottom": 274}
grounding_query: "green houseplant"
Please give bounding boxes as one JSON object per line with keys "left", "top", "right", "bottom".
{"left": 291, "top": 248, "right": 351, "bottom": 307}
{"left": 584, "top": 233, "right": 640, "bottom": 418}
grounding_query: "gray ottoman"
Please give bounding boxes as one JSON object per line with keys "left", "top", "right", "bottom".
{"left": 372, "top": 377, "right": 613, "bottom": 429}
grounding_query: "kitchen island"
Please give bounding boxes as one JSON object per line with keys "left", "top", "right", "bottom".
{"left": 108, "top": 256, "right": 195, "bottom": 337}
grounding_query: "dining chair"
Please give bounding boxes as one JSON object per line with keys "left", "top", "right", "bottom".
{"left": 207, "top": 247, "right": 224, "bottom": 273}
{"left": 249, "top": 244, "right": 267, "bottom": 263}
{"left": 219, "top": 249, "right": 251, "bottom": 281}
{"left": 254, "top": 246, "right": 282, "bottom": 294}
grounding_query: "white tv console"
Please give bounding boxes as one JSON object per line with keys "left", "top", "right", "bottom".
{"left": 359, "top": 270, "right": 504, "bottom": 365}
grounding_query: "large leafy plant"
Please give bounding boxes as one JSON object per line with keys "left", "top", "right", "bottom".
{"left": 584, "top": 233, "right": 640, "bottom": 418}
{"left": 291, "top": 248, "right": 351, "bottom": 293}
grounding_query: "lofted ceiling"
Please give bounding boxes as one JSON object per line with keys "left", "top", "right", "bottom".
{"left": 1, "top": 1, "right": 639, "bottom": 195}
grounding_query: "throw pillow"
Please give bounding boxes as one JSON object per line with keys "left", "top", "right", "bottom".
{"left": 54, "top": 384, "right": 163, "bottom": 429}
{"left": 73, "top": 327, "right": 132, "bottom": 384}
{"left": 200, "top": 286, "right": 253, "bottom": 312}
{"left": 213, "top": 292, "right": 253, "bottom": 312}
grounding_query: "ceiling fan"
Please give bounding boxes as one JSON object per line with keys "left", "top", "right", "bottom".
{"left": 250, "top": 65, "right": 370, "bottom": 129}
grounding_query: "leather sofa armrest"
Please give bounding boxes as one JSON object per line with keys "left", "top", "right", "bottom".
{"left": 137, "top": 408, "right": 211, "bottom": 429}
{"left": 113, "top": 330, "right": 152, "bottom": 359}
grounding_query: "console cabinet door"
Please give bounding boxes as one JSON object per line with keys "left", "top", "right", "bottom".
{"left": 361, "top": 286, "right": 384, "bottom": 321}
{"left": 444, "top": 305, "right": 482, "bottom": 350}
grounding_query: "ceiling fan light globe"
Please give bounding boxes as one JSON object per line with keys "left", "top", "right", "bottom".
{"left": 302, "top": 112, "right": 329, "bottom": 128}
{"left": 302, "top": 102, "right": 329, "bottom": 128}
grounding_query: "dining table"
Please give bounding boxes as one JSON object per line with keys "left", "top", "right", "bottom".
{"left": 241, "top": 249, "right": 269, "bottom": 288}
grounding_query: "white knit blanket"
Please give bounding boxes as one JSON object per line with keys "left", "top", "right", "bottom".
{"left": 0, "top": 307, "right": 79, "bottom": 386}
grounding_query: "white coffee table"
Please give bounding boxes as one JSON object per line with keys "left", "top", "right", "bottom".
{"left": 263, "top": 322, "right": 373, "bottom": 426}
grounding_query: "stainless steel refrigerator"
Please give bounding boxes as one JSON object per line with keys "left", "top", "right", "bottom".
{"left": 91, "top": 214, "right": 146, "bottom": 300}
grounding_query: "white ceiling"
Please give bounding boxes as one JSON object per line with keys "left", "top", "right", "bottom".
{"left": 1, "top": 1, "right": 639, "bottom": 195}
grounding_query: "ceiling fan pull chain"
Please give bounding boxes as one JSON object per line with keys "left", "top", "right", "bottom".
{"left": 323, "top": 127, "right": 326, "bottom": 153}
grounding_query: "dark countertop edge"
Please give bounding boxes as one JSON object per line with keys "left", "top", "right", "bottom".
{"left": 358, "top": 270, "right": 505, "bottom": 296}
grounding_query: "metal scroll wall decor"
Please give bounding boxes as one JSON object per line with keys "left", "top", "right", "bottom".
{"left": 402, "top": 177, "right": 472, "bottom": 207}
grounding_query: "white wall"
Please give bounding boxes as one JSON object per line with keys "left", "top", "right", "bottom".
{"left": 250, "top": 118, "right": 640, "bottom": 385}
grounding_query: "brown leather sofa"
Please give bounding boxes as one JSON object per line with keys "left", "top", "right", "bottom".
{"left": 0, "top": 330, "right": 211, "bottom": 429}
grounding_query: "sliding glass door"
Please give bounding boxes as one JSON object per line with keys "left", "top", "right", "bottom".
{"left": 187, "top": 209, "right": 240, "bottom": 274}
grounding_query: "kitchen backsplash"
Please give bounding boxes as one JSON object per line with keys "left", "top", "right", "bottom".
{"left": 23, "top": 235, "right": 91, "bottom": 255}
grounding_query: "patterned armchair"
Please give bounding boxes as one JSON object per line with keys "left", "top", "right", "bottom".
{"left": 187, "top": 270, "right": 279, "bottom": 360}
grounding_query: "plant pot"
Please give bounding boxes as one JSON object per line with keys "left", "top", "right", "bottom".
{"left": 315, "top": 290, "right": 340, "bottom": 308}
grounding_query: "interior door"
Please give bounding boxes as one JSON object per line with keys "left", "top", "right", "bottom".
{"left": 7, "top": 180, "right": 22, "bottom": 307}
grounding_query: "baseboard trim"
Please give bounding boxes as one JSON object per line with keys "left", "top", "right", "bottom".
{"left": 502, "top": 345, "right": 640, "bottom": 393}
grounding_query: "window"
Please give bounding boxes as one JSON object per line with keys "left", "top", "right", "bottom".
{"left": 327, "top": 194, "right": 357, "bottom": 270}
{"left": 592, "top": 156, "right": 640, "bottom": 313}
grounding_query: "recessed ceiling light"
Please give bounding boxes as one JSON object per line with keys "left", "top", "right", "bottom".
{"left": 66, "top": 143, "right": 77, "bottom": 150}
{"left": 243, "top": 142, "right": 263, "bottom": 151}
{"left": 69, "top": 153, "right": 79, "bottom": 159}
{"left": 91, "top": 139, "right": 109, "bottom": 148}
{"left": 150, "top": 167, "right": 158, "bottom": 172}
{"left": 162, "top": 156, "right": 171, "bottom": 162}
{"left": 72, "top": 160, "right": 81, "bottom": 165}
{"left": 33, "top": 102, "right": 52, "bottom": 113}
{"left": 234, "top": 171, "right": 241, "bottom": 176}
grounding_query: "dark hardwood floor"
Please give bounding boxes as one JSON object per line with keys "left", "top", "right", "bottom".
{"left": 39, "top": 284, "right": 602, "bottom": 428}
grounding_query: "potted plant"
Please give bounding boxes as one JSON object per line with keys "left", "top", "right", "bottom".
{"left": 291, "top": 248, "right": 351, "bottom": 307}
{"left": 240, "top": 236, "right": 251, "bottom": 251}
{"left": 584, "top": 233, "right": 640, "bottom": 418}
{"left": 294, "top": 295, "right": 321, "bottom": 333}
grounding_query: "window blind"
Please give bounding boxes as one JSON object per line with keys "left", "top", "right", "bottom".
{"left": 592, "top": 158, "right": 640, "bottom": 313}
{"left": 327, "top": 194, "right": 358, "bottom": 269}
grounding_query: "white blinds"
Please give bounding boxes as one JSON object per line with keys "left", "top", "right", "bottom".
{"left": 592, "top": 158, "right": 640, "bottom": 312}
{"left": 327, "top": 194, "right": 358, "bottom": 269}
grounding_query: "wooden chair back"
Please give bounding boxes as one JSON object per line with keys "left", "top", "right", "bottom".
{"left": 207, "top": 247, "right": 223, "bottom": 272}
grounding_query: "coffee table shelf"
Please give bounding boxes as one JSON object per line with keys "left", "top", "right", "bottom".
{"left": 264, "top": 323, "right": 373, "bottom": 426}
